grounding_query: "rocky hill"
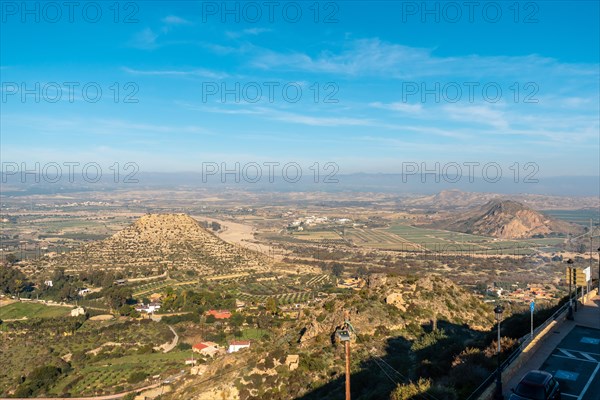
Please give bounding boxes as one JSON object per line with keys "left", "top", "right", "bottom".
{"left": 41, "top": 214, "right": 270, "bottom": 274}
{"left": 432, "top": 199, "right": 582, "bottom": 239}
{"left": 165, "top": 274, "right": 496, "bottom": 400}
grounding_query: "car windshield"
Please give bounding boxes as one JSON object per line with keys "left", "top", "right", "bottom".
{"left": 515, "top": 382, "right": 545, "bottom": 400}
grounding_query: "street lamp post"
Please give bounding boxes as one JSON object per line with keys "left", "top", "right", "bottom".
{"left": 567, "top": 259, "right": 574, "bottom": 320}
{"left": 494, "top": 304, "right": 504, "bottom": 400}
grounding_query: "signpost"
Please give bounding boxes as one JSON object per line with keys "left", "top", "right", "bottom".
{"left": 530, "top": 301, "right": 535, "bottom": 339}
{"left": 566, "top": 265, "right": 591, "bottom": 313}
{"left": 566, "top": 267, "right": 589, "bottom": 286}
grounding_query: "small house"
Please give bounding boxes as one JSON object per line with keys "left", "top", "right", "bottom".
{"left": 227, "top": 340, "right": 251, "bottom": 353}
{"left": 192, "top": 341, "right": 220, "bottom": 357}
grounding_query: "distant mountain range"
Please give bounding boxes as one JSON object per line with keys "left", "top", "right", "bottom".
{"left": 403, "top": 189, "right": 599, "bottom": 210}
{"left": 2, "top": 172, "right": 599, "bottom": 196}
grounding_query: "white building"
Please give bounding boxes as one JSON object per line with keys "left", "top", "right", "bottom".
{"left": 227, "top": 340, "right": 251, "bottom": 353}
{"left": 135, "top": 302, "right": 161, "bottom": 314}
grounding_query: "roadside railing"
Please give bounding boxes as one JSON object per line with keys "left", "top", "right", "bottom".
{"left": 465, "top": 286, "right": 595, "bottom": 400}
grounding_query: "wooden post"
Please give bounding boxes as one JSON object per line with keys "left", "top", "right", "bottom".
{"left": 344, "top": 309, "right": 351, "bottom": 400}
{"left": 345, "top": 340, "right": 351, "bottom": 400}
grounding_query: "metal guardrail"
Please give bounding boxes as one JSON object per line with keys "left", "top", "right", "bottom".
{"left": 464, "top": 289, "right": 592, "bottom": 400}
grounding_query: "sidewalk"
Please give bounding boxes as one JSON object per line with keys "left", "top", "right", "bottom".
{"left": 503, "top": 294, "right": 600, "bottom": 397}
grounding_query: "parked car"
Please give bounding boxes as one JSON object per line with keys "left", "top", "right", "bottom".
{"left": 509, "top": 370, "right": 561, "bottom": 400}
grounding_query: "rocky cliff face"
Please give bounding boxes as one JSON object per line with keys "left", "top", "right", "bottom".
{"left": 436, "top": 199, "right": 582, "bottom": 239}
{"left": 298, "top": 275, "right": 495, "bottom": 345}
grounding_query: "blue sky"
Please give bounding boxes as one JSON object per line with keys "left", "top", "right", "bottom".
{"left": 1, "top": 1, "right": 599, "bottom": 178}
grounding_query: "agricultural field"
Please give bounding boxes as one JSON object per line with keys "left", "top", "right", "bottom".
{"left": 542, "top": 209, "right": 599, "bottom": 225}
{"left": 0, "top": 301, "right": 71, "bottom": 320}
{"left": 0, "top": 317, "right": 176, "bottom": 397}
{"left": 290, "top": 230, "right": 343, "bottom": 241}
{"left": 129, "top": 272, "right": 330, "bottom": 307}
{"left": 234, "top": 273, "right": 328, "bottom": 305}
{"left": 340, "top": 224, "right": 563, "bottom": 255}
{"left": 1, "top": 213, "right": 134, "bottom": 262}
{"left": 133, "top": 279, "right": 180, "bottom": 297}
{"left": 49, "top": 350, "right": 189, "bottom": 396}
{"left": 237, "top": 291, "right": 314, "bottom": 305}
{"left": 345, "top": 228, "right": 423, "bottom": 251}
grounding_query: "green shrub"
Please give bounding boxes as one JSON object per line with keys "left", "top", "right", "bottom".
{"left": 128, "top": 371, "right": 148, "bottom": 384}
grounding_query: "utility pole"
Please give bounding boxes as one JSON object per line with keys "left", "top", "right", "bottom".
{"left": 337, "top": 310, "right": 352, "bottom": 400}
{"left": 345, "top": 337, "right": 351, "bottom": 400}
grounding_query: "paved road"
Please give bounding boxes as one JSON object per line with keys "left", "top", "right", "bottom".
{"left": 539, "top": 325, "right": 600, "bottom": 400}
{"left": 505, "top": 294, "right": 600, "bottom": 399}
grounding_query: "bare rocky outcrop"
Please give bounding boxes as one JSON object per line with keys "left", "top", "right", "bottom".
{"left": 385, "top": 292, "right": 406, "bottom": 311}
{"left": 367, "top": 273, "right": 387, "bottom": 288}
{"left": 433, "top": 199, "right": 582, "bottom": 239}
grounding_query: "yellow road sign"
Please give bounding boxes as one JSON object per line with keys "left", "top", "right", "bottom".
{"left": 565, "top": 267, "right": 588, "bottom": 286}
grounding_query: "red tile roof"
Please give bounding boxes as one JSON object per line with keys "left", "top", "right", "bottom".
{"left": 193, "top": 343, "right": 208, "bottom": 350}
{"left": 207, "top": 309, "right": 232, "bottom": 319}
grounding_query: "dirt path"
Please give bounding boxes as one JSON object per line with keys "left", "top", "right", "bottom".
{"left": 192, "top": 216, "right": 283, "bottom": 260}
{"left": 206, "top": 272, "right": 250, "bottom": 281}
{"left": 126, "top": 272, "right": 168, "bottom": 282}
{"left": 155, "top": 325, "right": 178, "bottom": 353}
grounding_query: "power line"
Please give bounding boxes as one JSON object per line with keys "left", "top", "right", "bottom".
{"left": 348, "top": 322, "right": 442, "bottom": 400}
{"left": 367, "top": 349, "right": 441, "bottom": 400}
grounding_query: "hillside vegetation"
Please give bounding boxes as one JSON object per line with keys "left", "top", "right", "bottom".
{"left": 165, "top": 274, "right": 502, "bottom": 400}
{"left": 38, "top": 214, "right": 271, "bottom": 275}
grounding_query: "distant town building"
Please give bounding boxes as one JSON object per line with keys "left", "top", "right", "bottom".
{"left": 44, "top": 280, "right": 53, "bottom": 287}
{"left": 70, "top": 306, "right": 85, "bottom": 317}
{"left": 78, "top": 288, "right": 90, "bottom": 296}
{"left": 135, "top": 302, "right": 161, "bottom": 314}
{"left": 227, "top": 340, "right": 251, "bottom": 353}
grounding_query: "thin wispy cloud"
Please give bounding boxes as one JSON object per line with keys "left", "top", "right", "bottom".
{"left": 122, "top": 67, "right": 230, "bottom": 80}
{"left": 370, "top": 102, "right": 424, "bottom": 114}
{"left": 442, "top": 105, "right": 509, "bottom": 130}
{"left": 250, "top": 38, "right": 598, "bottom": 80}
{"left": 162, "top": 15, "right": 191, "bottom": 25}
{"left": 3, "top": 1, "right": 597, "bottom": 177}
{"left": 129, "top": 28, "right": 159, "bottom": 49}
{"left": 226, "top": 28, "right": 272, "bottom": 39}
